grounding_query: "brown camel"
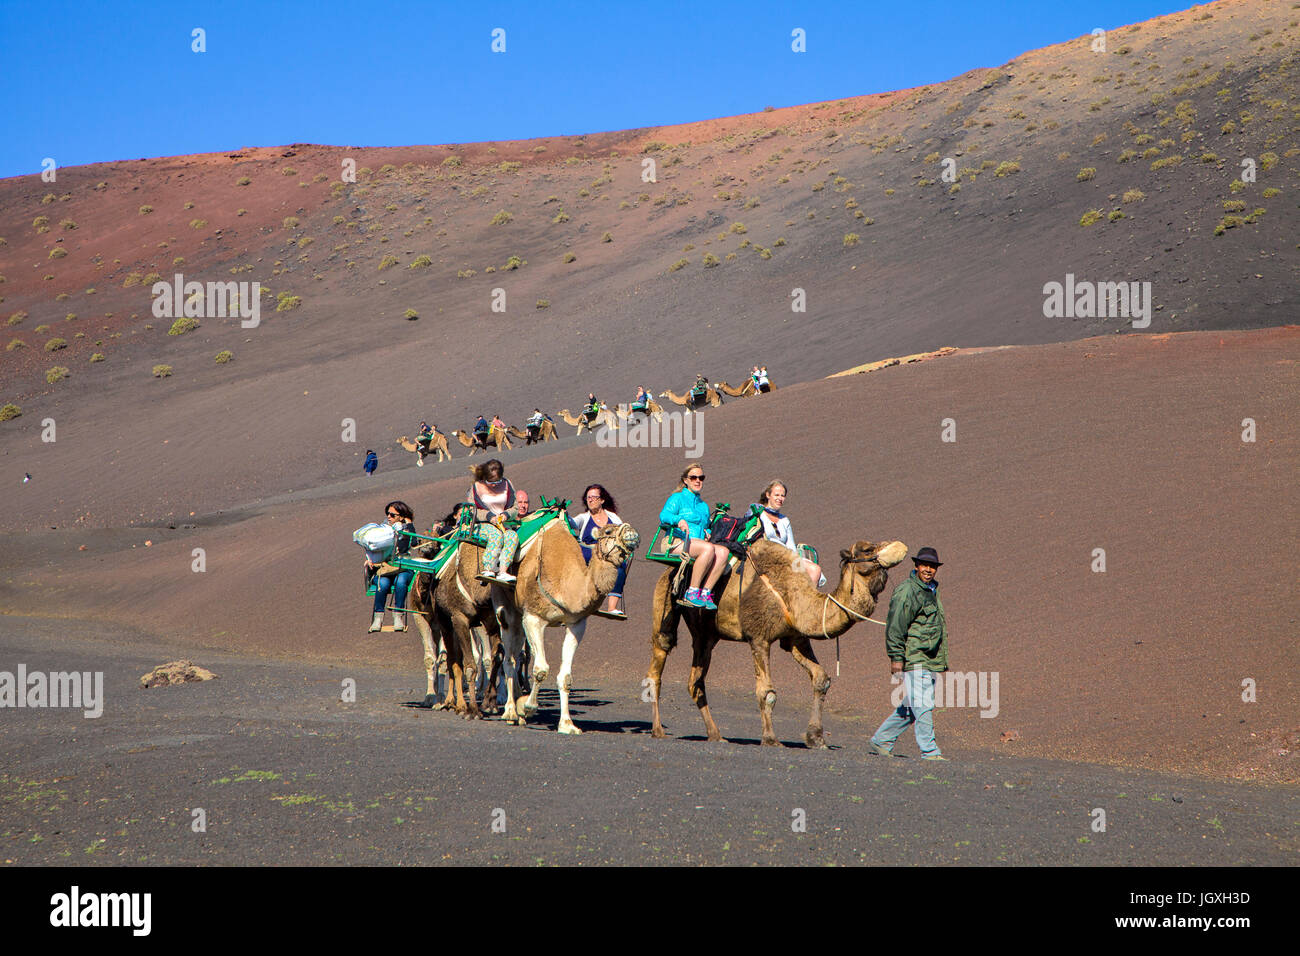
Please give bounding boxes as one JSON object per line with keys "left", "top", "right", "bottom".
{"left": 659, "top": 386, "right": 722, "bottom": 409}
{"left": 715, "top": 380, "right": 754, "bottom": 397}
{"left": 507, "top": 420, "right": 558, "bottom": 445}
{"left": 491, "top": 520, "right": 641, "bottom": 733}
{"left": 397, "top": 429, "right": 452, "bottom": 466}
{"left": 408, "top": 541, "right": 504, "bottom": 718}
{"left": 558, "top": 406, "right": 619, "bottom": 436}
{"left": 646, "top": 538, "right": 908, "bottom": 747}
{"left": 451, "top": 425, "right": 513, "bottom": 454}
{"left": 615, "top": 399, "right": 665, "bottom": 423}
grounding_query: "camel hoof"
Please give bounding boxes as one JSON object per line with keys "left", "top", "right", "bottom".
{"left": 804, "top": 731, "right": 828, "bottom": 749}
{"left": 761, "top": 735, "right": 779, "bottom": 747}
{"left": 558, "top": 721, "right": 582, "bottom": 735}
{"left": 651, "top": 726, "right": 666, "bottom": 739}
{"left": 533, "top": 668, "right": 549, "bottom": 684}
{"left": 421, "top": 694, "right": 439, "bottom": 708}
{"left": 519, "top": 700, "right": 538, "bottom": 718}
{"left": 707, "top": 733, "right": 725, "bottom": 744}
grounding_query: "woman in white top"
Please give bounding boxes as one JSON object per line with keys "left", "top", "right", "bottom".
{"left": 572, "top": 483, "right": 628, "bottom": 618}
{"left": 468, "top": 458, "right": 520, "bottom": 583}
{"left": 757, "top": 480, "right": 823, "bottom": 588}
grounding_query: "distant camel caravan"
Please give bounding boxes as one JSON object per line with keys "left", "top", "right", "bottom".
{"left": 646, "top": 539, "right": 907, "bottom": 747}
{"left": 660, "top": 385, "right": 722, "bottom": 410}
{"left": 397, "top": 430, "right": 452, "bottom": 466}
{"left": 507, "top": 420, "right": 558, "bottom": 444}
{"left": 616, "top": 398, "right": 665, "bottom": 422}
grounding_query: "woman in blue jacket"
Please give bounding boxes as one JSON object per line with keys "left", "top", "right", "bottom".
{"left": 659, "top": 462, "right": 731, "bottom": 609}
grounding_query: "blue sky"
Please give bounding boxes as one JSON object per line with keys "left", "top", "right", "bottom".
{"left": 0, "top": 0, "right": 1197, "bottom": 179}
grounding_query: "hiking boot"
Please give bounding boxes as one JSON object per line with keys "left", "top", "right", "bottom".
{"left": 921, "top": 752, "right": 948, "bottom": 761}
{"left": 699, "top": 590, "right": 718, "bottom": 611}
{"left": 392, "top": 613, "right": 406, "bottom": 632}
{"left": 867, "top": 739, "right": 895, "bottom": 757}
{"left": 368, "top": 612, "right": 384, "bottom": 634}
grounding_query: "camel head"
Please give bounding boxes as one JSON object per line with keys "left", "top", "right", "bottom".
{"left": 592, "top": 522, "right": 640, "bottom": 565}
{"left": 839, "top": 540, "right": 908, "bottom": 600}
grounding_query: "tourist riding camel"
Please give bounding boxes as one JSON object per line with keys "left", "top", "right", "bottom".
{"left": 468, "top": 458, "right": 520, "bottom": 584}
{"left": 659, "top": 463, "right": 731, "bottom": 610}
{"left": 756, "top": 480, "right": 824, "bottom": 588}
{"left": 582, "top": 393, "right": 601, "bottom": 423}
{"left": 473, "top": 415, "right": 491, "bottom": 449}
{"left": 525, "top": 408, "right": 546, "bottom": 443}
{"left": 573, "top": 483, "right": 629, "bottom": 619}
{"left": 365, "top": 500, "right": 415, "bottom": 633}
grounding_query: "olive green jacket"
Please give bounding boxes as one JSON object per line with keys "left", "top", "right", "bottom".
{"left": 885, "top": 570, "right": 948, "bottom": 672}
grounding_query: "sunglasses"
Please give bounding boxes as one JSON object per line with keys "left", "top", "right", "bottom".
{"left": 386, "top": 512, "right": 401, "bottom": 518}
{"left": 586, "top": 494, "right": 603, "bottom": 500}
{"left": 687, "top": 474, "right": 705, "bottom": 481}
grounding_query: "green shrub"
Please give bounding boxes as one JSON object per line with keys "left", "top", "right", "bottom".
{"left": 994, "top": 161, "right": 1021, "bottom": 177}
{"left": 47, "top": 366, "right": 70, "bottom": 384}
{"left": 1079, "top": 209, "right": 1103, "bottom": 226}
{"left": 168, "top": 317, "right": 199, "bottom": 335}
{"left": 151, "top": 364, "right": 172, "bottom": 378}
{"left": 378, "top": 255, "right": 399, "bottom": 270}
{"left": 1150, "top": 155, "right": 1183, "bottom": 170}
{"left": 1077, "top": 168, "right": 1097, "bottom": 181}
{"left": 702, "top": 253, "right": 720, "bottom": 268}
{"left": 49, "top": 247, "right": 67, "bottom": 259}
{"left": 1122, "top": 189, "right": 1145, "bottom": 203}
{"left": 45, "top": 337, "right": 67, "bottom": 351}
{"left": 1108, "top": 209, "right": 1125, "bottom": 222}
{"left": 1260, "top": 152, "right": 1279, "bottom": 171}
{"left": 1223, "top": 200, "right": 1247, "bottom": 212}
{"left": 535, "top": 299, "right": 550, "bottom": 309}
{"left": 7, "top": 311, "right": 26, "bottom": 325}
{"left": 60, "top": 218, "right": 76, "bottom": 230}
{"left": 1200, "top": 153, "right": 1219, "bottom": 163}
{"left": 1229, "top": 180, "right": 1245, "bottom": 193}
{"left": 668, "top": 258, "right": 689, "bottom": 272}
{"left": 843, "top": 233, "right": 860, "bottom": 246}
{"left": 441, "top": 156, "right": 461, "bottom": 167}
{"left": 236, "top": 176, "right": 251, "bottom": 186}
{"left": 138, "top": 205, "right": 153, "bottom": 215}
{"left": 404, "top": 309, "right": 419, "bottom": 320}
{"left": 283, "top": 216, "right": 299, "bottom": 229}
{"left": 189, "top": 218, "right": 207, "bottom": 229}
{"left": 562, "top": 252, "right": 576, "bottom": 263}
{"left": 5, "top": 339, "right": 23, "bottom": 351}
{"left": 1262, "top": 187, "right": 1281, "bottom": 198}
{"left": 489, "top": 210, "right": 512, "bottom": 225}
{"left": 601, "top": 231, "right": 613, "bottom": 243}
{"left": 409, "top": 254, "right": 432, "bottom": 268}
{"left": 0, "top": 403, "right": 20, "bottom": 421}
{"left": 456, "top": 269, "right": 477, "bottom": 278}
{"left": 729, "top": 222, "right": 747, "bottom": 234}
{"left": 89, "top": 352, "right": 105, "bottom": 362}
{"left": 281, "top": 167, "right": 297, "bottom": 177}
{"left": 552, "top": 210, "right": 570, "bottom": 224}
{"left": 214, "top": 350, "right": 233, "bottom": 363}
{"left": 503, "top": 256, "right": 524, "bottom": 271}
{"left": 774, "top": 237, "right": 786, "bottom": 247}
{"left": 1117, "top": 149, "right": 1137, "bottom": 163}
{"left": 35, "top": 324, "right": 50, "bottom": 333}
{"left": 276, "top": 294, "right": 302, "bottom": 312}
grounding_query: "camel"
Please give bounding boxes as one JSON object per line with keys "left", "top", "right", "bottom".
{"left": 507, "top": 420, "right": 558, "bottom": 445}
{"left": 558, "top": 405, "right": 620, "bottom": 436}
{"left": 646, "top": 538, "right": 908, "bottom": 748}
{"left": 615, "top": 399, "right": 665, "bottom": 423}
{"left": 716, "top": 377, "right": 776, "bottom": 397}
{"left": 659, "top": 386, "right": 722, "bottom": 410}
{"left": 451, "top": 425, "right": 513, "bottom": 454}
{"left": 397, "top": 429, "right": 451, "bottom": 466}
{"left": 407, "top": 540, "right": 505, "bottom": 718}
{"left": 492, "top": 520, "right": 641, "bottom": 734}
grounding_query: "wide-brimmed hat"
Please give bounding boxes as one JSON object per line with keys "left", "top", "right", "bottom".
{"left": 912, "top": 547, "right": 943, "bottom": 567}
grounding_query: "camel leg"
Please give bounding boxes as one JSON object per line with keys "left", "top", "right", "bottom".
{"left": 752, "top": 637, "right": 779, "bottom": 746}
{"left": 496, "top": 602, "right": 526, "bottom": 726}
{"left": 412, "top": 607, "right": 439, "bottom": 707}
{"left": 648, "top": 573, "right": 679, "bottom": 738}
{"left": 453, "top": 617, "right": 482, "bottom": 720}
{"left": 556, "top": 619, "right": 587, "bottom": 735}
{"left": 786, "top": 635, "right": 832, "bottom": 749}
{"left": 684, "top": 617, "right": 724, "bottom": 742}
{"left": 519, "top": 614, "right": 549, "bottom": 720}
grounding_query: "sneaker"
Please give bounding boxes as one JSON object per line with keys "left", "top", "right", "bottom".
{"left": 867, "top": 739, "right": 895, "bottom": 757}
{"left": 676, "top": 587, "right": 705, "bottom": 609}
{"left": 392, "top": 613, "right": 406, "bottom": 632}
{"left": 699, "top": 590, "right": 718, "bottom": 611}
{"left": 921, "top": 752, "right": 948, "bottom": 761}
{"left": 494, "top": 570, "right": 517, "bottom": 584}
{"left": 478, "top": 569, "right": 498, "bottom": 582}
{"left": 368, "top": 612, "right": 384, "bottom": 634}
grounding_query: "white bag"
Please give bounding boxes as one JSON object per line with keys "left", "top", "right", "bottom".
{"left": 353, "top": 522, "right": 395, "bottom": 564}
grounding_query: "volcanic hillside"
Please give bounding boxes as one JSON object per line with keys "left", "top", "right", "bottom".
{"left": 0, "top": 0, "right": 1296, "bottom": 530}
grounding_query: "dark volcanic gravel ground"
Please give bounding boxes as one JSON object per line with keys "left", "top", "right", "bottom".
{"left": 1, "top": 617, "right": 1295, "bottom": 866}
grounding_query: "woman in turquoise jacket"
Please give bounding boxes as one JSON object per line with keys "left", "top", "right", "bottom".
{"left": 659, "top": 462, "right": 731, "bottom": 609}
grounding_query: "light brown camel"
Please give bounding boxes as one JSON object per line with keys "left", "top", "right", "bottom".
{"left": 397, "top": 429, "right": 452, "bottom": 466}
{"left": 507, "top": 420, "right": 558, "bottom": 445}
{"left": 558, "top": 405, "right": 620, "bottom": 436}
{"left": 451, "top": 425, "right": 513, "bottom": 454}
{"left": 615, "top": 399, "right": 665, "bottom": 423}
{"left": 659, "top": 386, "right": 722, "bottom": 410}
{"left": 492, "top": 520, "right": 641, "bottom": 733}
{"left": 646, "top": 538, "right": 907, "bottom": 747}
{"left": 715, "top": 380, "right": 755, "bottom": 397}
{"left": 408, "top": 541, "right": 504, "bottom": 718}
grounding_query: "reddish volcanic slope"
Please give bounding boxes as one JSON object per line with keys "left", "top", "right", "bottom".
{"left": 1, "top": 328, "right": 1295, "bottom": 783}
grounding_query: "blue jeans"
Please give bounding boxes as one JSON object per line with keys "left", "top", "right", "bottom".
{"left": 373, "top": 570, "right": 413, "bottom": 614}
{"left": 872, "top": 669, "right": 942, "bottom": 756}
